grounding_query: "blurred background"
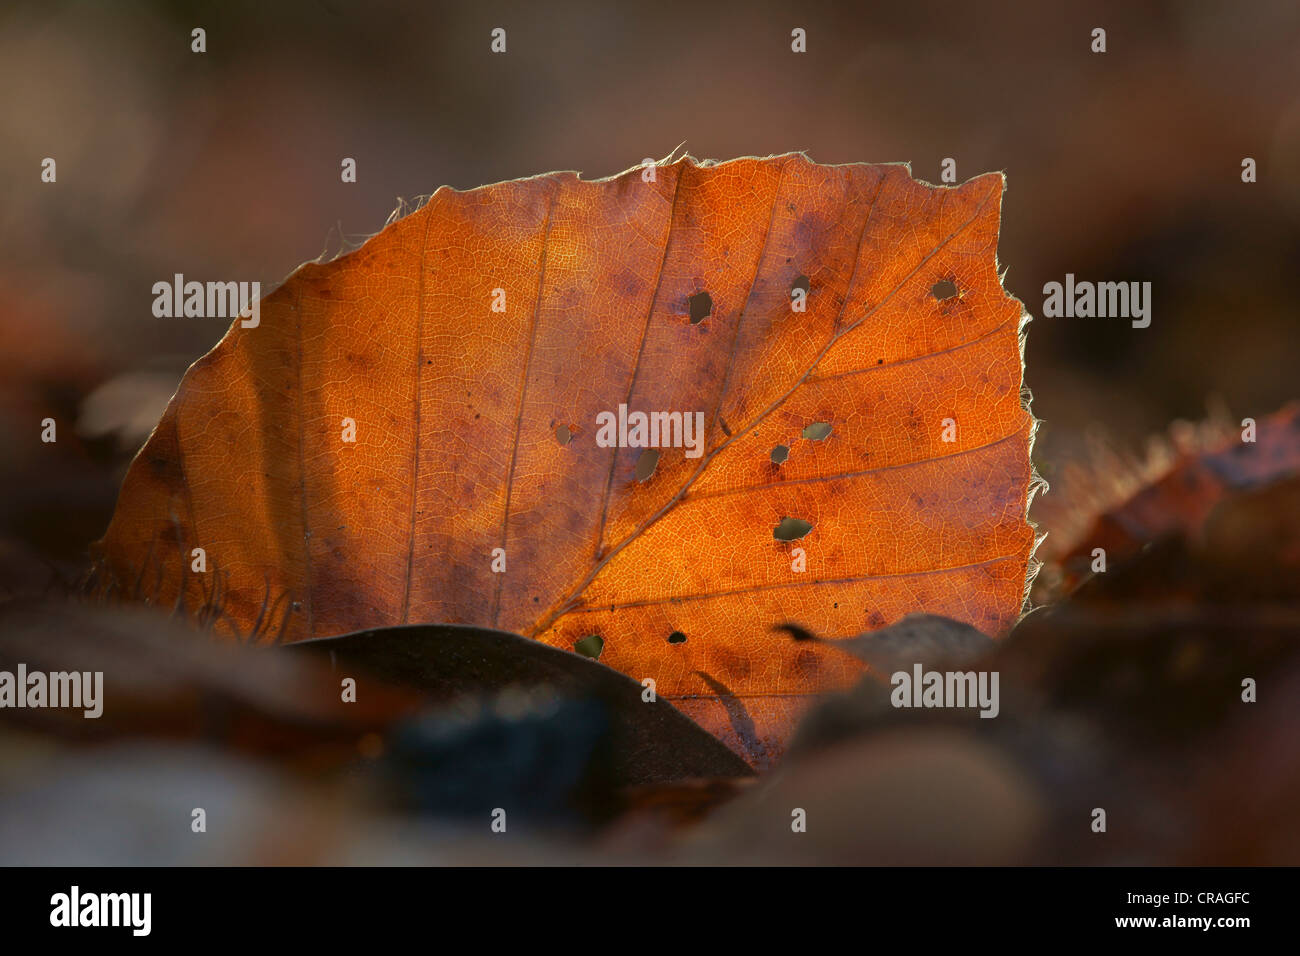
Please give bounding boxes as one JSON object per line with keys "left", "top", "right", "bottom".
{"left": 1, "top": 0, "right": 1299, "bottom": 868}
{"left": 1, "top": 0, "right": 1298, "bottom": 579}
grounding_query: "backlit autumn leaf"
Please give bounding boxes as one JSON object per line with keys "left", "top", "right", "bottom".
{"left": 92, "top": 153, "right": 1036, "bottom": 764}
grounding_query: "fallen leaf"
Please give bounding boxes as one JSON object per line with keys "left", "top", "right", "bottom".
{"left": 291, "top": 623, "right": 753, "bottom": 789}
{"left": 1056, "top": 403, "right": 1300, "bottom": 590}
{"left": 0, "top": 599, "right": 420, "bottom": 765}
{"left": 777, "top": 612, "right": 996, "bottom": 674}
{"left": 91, "top": 153, "right": 1036, "bottom": 764}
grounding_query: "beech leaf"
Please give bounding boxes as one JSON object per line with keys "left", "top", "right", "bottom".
{"left": 92, "top": 153, "right": 1037, "bottom": 764}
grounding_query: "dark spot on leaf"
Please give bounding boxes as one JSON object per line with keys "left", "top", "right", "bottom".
{"left": 802, "top": 421, "right": 832, "bottom": 440}
{"left": 776, "top": 623, "right": 817, "bottom": 642}
{"left": 688, "top": 291, "right": 712, "bottom": 324}
{"left": 791, "top": 274, "right": 811, "bottom": 296}
{"left": 771, "top": 444, "right": 789, "bottom": 464}
{"left": 574, "top": 634, "right": 604, "bottom": 659}
{"left": 774, "top": 517, "right": 814, "bottom": 541}
{"left": 931, "top": 279, "right": 958, "bottom": 301}
{"left": 555, "top": 424, "right": 572, "bottom": 446}
{"left": 634, "top": 448, "right": 661, "bottom": 482}
{"left": 667, "top": 630, "right": 687, "bottom": 644}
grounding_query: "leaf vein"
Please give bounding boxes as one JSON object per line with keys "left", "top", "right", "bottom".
{"left": 493, "top": 183, "right": 560, "bottom": 627}
{"left": 530, "top": 175, "right": 998, "bottom": 637}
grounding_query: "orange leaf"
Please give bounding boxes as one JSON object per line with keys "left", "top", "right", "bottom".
{"left": 92, "top": 153, "right": 1037, "bottom": 765}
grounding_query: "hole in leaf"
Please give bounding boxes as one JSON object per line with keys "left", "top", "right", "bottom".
{"left": 688, "top": 291, "right": 713, "bottom": 324}
{"left": 802, "top": 421, "right": 832, "bottom": 440}
{"left": 555, "top": 424, "right": 572, "bottom": 446}
{"left": 774, "top": 517, "right": 813, "bottom": 541}
{"left": 667, "top": 630, "right": 687, "bottom": 644}
{"left": 634, "top": 448, "right": 661, "bottom": 482}
{"left": 771, "top": 444, "right": 789, "bottom": 465}
{"left": 931, "top": 279, "right": 958, "bottom": 301}
{"left": 574, "top": 634, "right": 604, "bottom": 659}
